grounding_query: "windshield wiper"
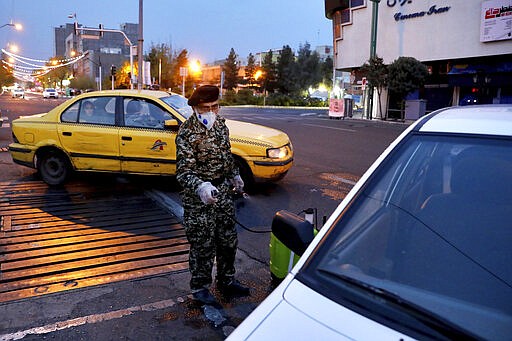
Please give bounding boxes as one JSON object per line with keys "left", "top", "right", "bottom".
{"left": 317, "top": 268, "right": 479, "bottom": 340}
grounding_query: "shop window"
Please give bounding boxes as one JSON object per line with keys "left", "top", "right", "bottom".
{"left": 334, "top": 12, "right": 342, "bottom": 39}
{"left": 351, "top": 0, "right": 365, "bottom": 7}
{"left": 341, "top": 8, "right": 351, "bottom": 24}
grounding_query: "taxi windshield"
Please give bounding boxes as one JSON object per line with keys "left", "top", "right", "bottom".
{"left": 161, "top": 95, "right": 193, "bottom": 119}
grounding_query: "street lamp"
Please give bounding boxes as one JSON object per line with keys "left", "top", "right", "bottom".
{"left": 0, "top": 21, "right": 22, "bottom": 30}
{"left": 8, "top": 43, "right": 19, "bottom": 53}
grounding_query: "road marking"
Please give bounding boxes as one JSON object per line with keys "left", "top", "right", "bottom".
{"left": 0, "top": 296, "right": 188, "bottom": 341}
{"left": 303, "top": 123, "right": 356, "bottom": 132}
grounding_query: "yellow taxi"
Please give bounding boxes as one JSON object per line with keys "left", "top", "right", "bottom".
{"left": 8, "top": 90, "right": 293, "bottom": 186}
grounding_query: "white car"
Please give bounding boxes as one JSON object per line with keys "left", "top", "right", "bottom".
{"left": 42, "top": 88, "right": 58, "bottom": 99}
{"left": 229, "top": 105, "right": 512, "bottom": 340}
{"left": 11, "top": 87, "right": 25, "bottom": 98}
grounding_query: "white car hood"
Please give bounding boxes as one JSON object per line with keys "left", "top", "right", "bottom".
{"left": 228, "top": 277, "right": 414, "bottom": 340}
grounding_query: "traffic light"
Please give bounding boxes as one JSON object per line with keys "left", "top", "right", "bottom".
{"left": 111, "top": 65, "right": 117, "bottom": 76}
{"left": 99, "top": 24, "right": 104, "bottom": 38}
{"left": 74, "top": 22, "right": 79, "bottom": 36}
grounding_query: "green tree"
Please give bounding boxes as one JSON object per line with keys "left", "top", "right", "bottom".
{"left": 244, "top": 53, "right": 257, "bottom": 86}
{"left": 69, "top": 75, "right": 95, "bottom": 90}
{"left": 360, "top": 56, "right": 388, "bottom": 119}
{"left": 275, "top": 45, "right": 297, "bottom": 95}
{"left": 46, "top": 56, "right": 70, "bottom": 90}
{"left": 295, "top": 42, "right": 322, "bottom": 94}
{"left": 223, "top": 48, "right": 240, "bottom": 90}
{"left": 387, "top": 56, "right": 429, "bottom": 118}
{"left": 0, "top": 52, "right": 14, "bottom": 87}
{"left": 321, "top": 56, "right": 333, "bottom": 88}
{"left": 169, "top": 49, "right": 189, "bottom": 94}
{"left": 114, "top": 61, "right": 133, "bottom": 89}
{"left": 147, "top": 43, "right": 172, "bottom": 89}
{"left": 261, "top": 50, "right": 276, "bottom": 94}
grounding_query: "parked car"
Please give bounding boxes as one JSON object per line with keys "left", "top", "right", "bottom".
{"left": 229, "top": 105, "right": 512, "bottom": 340}
{"left": 42, "top": 88, "right": 58, "bottom": 99}
{"left": 11, "top": 87, "right": 25, "bottom": 98}
{"left": 8, "top": 90, "right": 293, "bottom": 186}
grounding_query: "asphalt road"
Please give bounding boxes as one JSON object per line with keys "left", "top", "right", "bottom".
{"left": 0, "top": 93, "right": 409, "bottom": 340}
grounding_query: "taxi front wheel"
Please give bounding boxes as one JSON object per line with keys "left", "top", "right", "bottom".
{"left": 37, "top": 151, "right": 70, "bottom": 186}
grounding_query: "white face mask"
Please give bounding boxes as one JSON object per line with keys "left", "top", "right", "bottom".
{"left": 196, "top": 111, "right": 216, "bottom": 130}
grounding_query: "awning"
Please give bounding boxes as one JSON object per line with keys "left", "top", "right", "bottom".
{"left": 448, "top": 62, "right": 512, "bottom": 75}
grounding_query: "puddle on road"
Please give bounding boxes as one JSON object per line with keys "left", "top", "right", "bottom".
{"left": 156, "top": 278, "right": 270, "bottom": 338}
{"left": 203, "top": 305, "right": 226, "bottom": 327}
{"left": 317, "top": 172, "right": 360, "bottom": 201}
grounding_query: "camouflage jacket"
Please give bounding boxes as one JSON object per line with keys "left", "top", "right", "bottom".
{"left": 175, "top": 113, "right": 238, "bottom": 195}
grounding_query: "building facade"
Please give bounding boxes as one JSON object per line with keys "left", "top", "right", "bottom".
{"left": 325, "top": 0, "right": 512, "bottom": 118}
{"left": 54, "top": 23, "right": 138, "bottom": 87}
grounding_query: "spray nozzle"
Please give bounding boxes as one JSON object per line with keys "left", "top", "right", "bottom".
{"left": 231, "top": 187, "right": 249, "bottom": 199}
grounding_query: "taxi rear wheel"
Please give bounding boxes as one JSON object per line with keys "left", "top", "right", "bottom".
{"left": 37, "top": 150, "right": 71, "bottom": 186}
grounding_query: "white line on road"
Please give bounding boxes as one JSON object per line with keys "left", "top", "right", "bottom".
{"left": 302, "top": 123, "right": 356, "bottom": 132}
{"left": 0, "top": 296, "right": 188, "bottom": 341}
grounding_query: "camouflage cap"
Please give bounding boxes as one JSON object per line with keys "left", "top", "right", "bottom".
{"left": 188, "top": 85, "right": 220, "bottom": 106}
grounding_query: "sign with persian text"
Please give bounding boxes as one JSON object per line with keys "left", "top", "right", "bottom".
{"left": 480, "top": 0, "right": 512, "bottom": 42}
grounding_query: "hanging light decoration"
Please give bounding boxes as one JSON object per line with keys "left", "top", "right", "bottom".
{"left": 1, "top": 48, "right": 86, "bottom": 82}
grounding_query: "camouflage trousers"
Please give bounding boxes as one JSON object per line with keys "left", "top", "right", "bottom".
{"left": 182, "top": 182, "right": 237, "bottom": 291}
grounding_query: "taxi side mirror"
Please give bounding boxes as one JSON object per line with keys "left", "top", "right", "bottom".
{"left": 164, "top": 119, "right": 179, "bottom": 132}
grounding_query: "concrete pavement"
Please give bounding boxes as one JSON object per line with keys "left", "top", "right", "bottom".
{"left": 0, "top": 123, "right": 273, "bottom": 340}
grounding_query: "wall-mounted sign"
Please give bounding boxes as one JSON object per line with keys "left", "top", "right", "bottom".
{"left": 392, "top": 4, "right": 451, "bottom": 22}
{"left": 480, "top": 0, "right": 512, "bottom": 42}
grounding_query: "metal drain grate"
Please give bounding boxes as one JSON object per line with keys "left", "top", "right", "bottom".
{"left": 0, "top": 179, "right": 188, "bottom": 303}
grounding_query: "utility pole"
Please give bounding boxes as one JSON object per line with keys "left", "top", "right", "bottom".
{"left": 98, "top": 55, "right": 102, "bottom": 91}
{"left": 137, "top": 0, "right": 144, "bottom": 90}
{"left": 158, "top": 58, "right": 161, "bottom": 86}
{"left": 367, "top": 0, "right": 380, "bottom": 120}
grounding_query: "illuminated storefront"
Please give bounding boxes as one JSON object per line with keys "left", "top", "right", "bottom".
{"left": 325, "top": 0, "right": 512, "bottom": 118}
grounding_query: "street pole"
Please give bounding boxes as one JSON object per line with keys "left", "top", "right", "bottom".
{"left": 130, "top": 46, "right": 134, "bottom": 89}
{"left": 137, "top": 0, "right": 144, "bottom": 90}
{"left": 98, "top": 64, "right": 102, "bottom": 91}
{"left": 367, "top": 0, "right": 380, "bottom": 120}
{"left": 220, "top": 71, "right": 225, "bottom": 99}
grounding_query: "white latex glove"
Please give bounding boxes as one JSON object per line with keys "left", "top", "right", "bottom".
{"left": 196, "top": 182, "right": 218, "bottom": 204}
{"left": 231, "top": 175, "right": 244, "bottom": 193}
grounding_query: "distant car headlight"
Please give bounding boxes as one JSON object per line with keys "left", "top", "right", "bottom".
{"left": 267, "top": 145, "right": 289, "bottom": 159}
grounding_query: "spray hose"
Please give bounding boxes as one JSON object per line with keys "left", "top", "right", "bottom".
{"left": 174, "top": 188, "right": 319, "bottom": 234}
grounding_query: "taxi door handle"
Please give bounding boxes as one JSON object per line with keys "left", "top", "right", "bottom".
{"left": 62, "top": 132, "right": 72, "bottom": 136}
{"left": 121, "top": 136, "right": 132, "bottom": 141}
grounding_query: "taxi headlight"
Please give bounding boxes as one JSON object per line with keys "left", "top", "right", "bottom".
{"left": 267, "top": 145, "right": 288, "bottom": 159}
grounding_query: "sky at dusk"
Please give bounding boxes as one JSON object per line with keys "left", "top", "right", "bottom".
{"left": 1, "top": 0, "right": 333, "bottom": 64}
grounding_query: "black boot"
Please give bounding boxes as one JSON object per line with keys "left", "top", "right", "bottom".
{"left": 218, "top": 279, "right": 251, "bottom": 297}
{"left": 192, "top": 288, "right": 218, "bottom": 305}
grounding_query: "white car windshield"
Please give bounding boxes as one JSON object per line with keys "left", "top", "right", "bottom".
{"left": 302, "top": 134, "right": 512, "bottom": 340}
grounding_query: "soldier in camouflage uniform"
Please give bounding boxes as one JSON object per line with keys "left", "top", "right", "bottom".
{"left": 175, "top": 85, "right": 250, "bottom": 305}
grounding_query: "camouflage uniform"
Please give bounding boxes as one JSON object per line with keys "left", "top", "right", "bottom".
{"left": 175, "top": 112, "right": 239, "bottom": 291}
